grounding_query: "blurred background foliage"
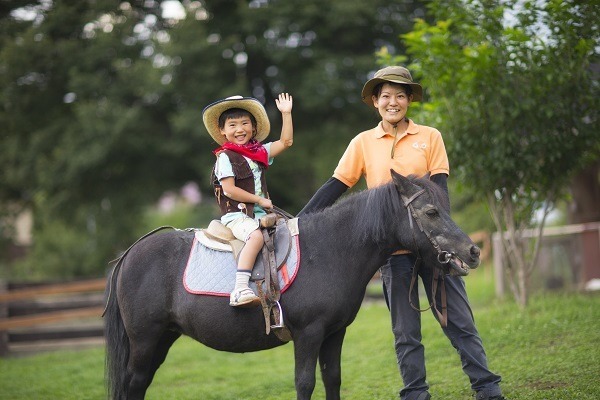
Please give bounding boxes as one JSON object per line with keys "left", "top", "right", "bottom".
{"left": 0, "top": 0, "right": 597, "bottom": 280}
{"left": 0, "top": 0, "right": 433, "bottom": 279}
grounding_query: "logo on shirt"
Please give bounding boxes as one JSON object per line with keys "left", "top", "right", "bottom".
{"left": 412, "top": 141, "right": 427, "bottom": 149}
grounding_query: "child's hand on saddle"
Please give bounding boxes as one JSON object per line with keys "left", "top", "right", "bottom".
{"left": 275, "top": 93, "right": 293, "bottom": 114}
{"left": 258, "top": 197, "right": 273, "bottom": 210}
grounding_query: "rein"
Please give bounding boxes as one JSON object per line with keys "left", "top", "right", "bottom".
{"left": 272, "top": 205, "right": 295, "bottom": 220}
{"left": 401, "top": 190, "right": 449, "bottom": 328}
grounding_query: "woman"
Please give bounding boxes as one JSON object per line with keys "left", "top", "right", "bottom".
{"left": 299, "top": 66, "right": 504, "bottom": 400}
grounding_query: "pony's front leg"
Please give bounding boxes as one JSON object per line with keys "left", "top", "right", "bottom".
{"left": 293, "top": 331, "right": 324, "bottom": 400}
{"left": 319, "top": 327, "right": 346, "bottom": 400}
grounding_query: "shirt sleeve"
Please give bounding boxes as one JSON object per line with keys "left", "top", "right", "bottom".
{"left": 428, "top": 129, "right": 450, "bottom": 176}
{"left": 263, "top": 142, "right": 274, "bottom": 166}
{"left": 214, "top": 153, "right": 234, "bottom": 181}
{"left": 298, "top": 177, "right": 349, "bottom": 216}
{"left": 333, "top": 136, "right": 365, "bottom": 188}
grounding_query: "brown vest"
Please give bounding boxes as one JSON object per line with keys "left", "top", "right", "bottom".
{"left": 211, "top": 150, "right": 269, "bottom": 218}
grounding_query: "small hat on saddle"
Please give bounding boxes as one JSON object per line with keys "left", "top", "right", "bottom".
{"left": 361, "top": 66, "right": 423, "bottom": 106}
{"left": 202, "top": 95, "right": 271, "bottom": 145}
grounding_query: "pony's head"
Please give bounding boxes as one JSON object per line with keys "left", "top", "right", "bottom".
{"left": 390, "top": 170, "right": 480, "bottom": 276}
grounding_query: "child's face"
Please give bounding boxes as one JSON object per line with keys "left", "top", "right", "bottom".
{"left": 220, "top": 115, "right": 255, "bottom": 145}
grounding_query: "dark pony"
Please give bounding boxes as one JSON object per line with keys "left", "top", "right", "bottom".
{"left": 104, "top": 171, "right": 479, "bottom": 400}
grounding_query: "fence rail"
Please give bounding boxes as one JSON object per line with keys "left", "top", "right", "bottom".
{"left": 492, "top": 221, "right": 600, "bottom": 296}
{"left": 0, "top": 278, "right": 106, "bottom": 303}
{"left": 0, "top": 229, "right": 493, "bottom": 356}
{"left": 0, "top": 278, "right": 106, "bottom": 356}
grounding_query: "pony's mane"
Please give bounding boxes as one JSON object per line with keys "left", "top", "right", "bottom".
{"left": 330, "top": 175, "right": 449, "bottom": 248}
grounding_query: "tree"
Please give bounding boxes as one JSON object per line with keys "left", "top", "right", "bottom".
{"left": 384, "top": 0, "right": 599, "bottom": 306}
{"left": 164, "top": 0, "right": 431, "bottom": 208}
{"left": 0, "top": 0, "right": 209, "bottom": 278}
{"left": 0, "top": 0, "right": 429, "bottom": 278}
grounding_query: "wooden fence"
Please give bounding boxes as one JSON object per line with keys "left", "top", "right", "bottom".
{"left": 0, "top": 230, "right": 492, "bottom": 357}
{"left": 492, "top": 221, "right": 600, "bottom": 296}
{"left": 0, "top": 278, "right": 106, "bottom": 357}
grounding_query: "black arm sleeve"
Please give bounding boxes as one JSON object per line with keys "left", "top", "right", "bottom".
{"left": 298, "top": 177, "right": 349, "bottom": 216}
{"left": 430, "top": 173, "right": 450, "bottom": 214}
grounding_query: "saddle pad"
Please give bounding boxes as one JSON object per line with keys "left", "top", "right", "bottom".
{"left": 183, "top": 235, "right": 300, "bottom": 296}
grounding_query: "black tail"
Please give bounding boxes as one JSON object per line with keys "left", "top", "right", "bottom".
{"left": 103, "top": 227, "right": 177, "bottom": 399}
{"left": 104, "top": 263, "right": 129, "bottom": 400}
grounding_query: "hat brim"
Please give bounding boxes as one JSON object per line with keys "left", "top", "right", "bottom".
{"left": 361, "top": 78, "right": 423, "bottom": 106}
{"left": 202, "top": 96, "right": 270, "bottom": 145}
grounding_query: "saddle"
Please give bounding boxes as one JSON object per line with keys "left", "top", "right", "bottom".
{"left": 201, "top": 213, "right": 293, "bottom": 342}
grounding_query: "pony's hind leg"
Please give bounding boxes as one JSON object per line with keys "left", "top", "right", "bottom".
{"left": 319, "top": 328, "right": 346, "bottom": 400}
{"left": 148, "top": 330, "right": 182, "bottom": 386}
{"left": 126, "top": 329, "right": 181, "bottom": 399}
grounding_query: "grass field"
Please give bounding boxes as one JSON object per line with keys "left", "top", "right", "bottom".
{"left": 1, "top": 266, "right": 599, "bottom": 399}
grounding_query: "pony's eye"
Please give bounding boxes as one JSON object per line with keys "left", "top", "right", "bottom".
{"left": 425, "top": 209, "right": 438, "bottom": 217}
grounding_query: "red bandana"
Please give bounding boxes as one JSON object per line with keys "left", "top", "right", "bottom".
{"left": 214, "top": 139, "right": 269, "bottom": 168}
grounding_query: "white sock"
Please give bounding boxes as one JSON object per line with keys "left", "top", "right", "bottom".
{"left": 235, "top": 270, "right": 252, "bottom": 290}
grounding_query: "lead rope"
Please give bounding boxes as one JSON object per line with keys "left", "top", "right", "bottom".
{"left": 404, "top": 200, "right": 448, "bottom": 328}
{"left": 390, "top": 124, "right": 398, "bottom": 158}
{"left": 407, "top": 245, "right": 448, "bottom": 327}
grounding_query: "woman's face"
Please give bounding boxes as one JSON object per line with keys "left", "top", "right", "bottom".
{"left": 372, "top": 82, "right": 412, "bottom": 125}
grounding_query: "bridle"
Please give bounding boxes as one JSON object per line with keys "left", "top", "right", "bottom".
{"left": 401, "top": 188, "right": 450, "bottom": 328}
{"left": 402, "top": 189, "right": 456, "bottom": 265}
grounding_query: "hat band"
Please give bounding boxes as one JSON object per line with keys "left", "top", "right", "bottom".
{"left": 378, "top": 74, "right": 413, "bottom": 83}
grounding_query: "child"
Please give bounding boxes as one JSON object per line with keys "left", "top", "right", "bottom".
{"left": 202, "top": 93, "right": 293, "bottom": 307}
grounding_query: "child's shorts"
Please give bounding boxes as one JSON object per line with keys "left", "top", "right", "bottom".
{"left": 225, "top": 215, "right": 260, "bottom": 242}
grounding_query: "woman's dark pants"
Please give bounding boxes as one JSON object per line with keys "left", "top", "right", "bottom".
{"left": 380, "top": 254, "right": 502, "bottom": 399}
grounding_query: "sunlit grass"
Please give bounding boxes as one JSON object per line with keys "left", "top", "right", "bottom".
{"left": 1, "top": 268, "right": 598, "bottom": 399}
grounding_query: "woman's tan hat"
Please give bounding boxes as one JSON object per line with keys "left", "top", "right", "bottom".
{"left": 361, "top": 66, "right": 423, "bottom": 106}
{"left": 202, "top": 95, "right": 270, "bottom": 145}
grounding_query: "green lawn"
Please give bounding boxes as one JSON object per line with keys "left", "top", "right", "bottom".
{"left": 1, "top": 266, "right": 599, "bottom": 399}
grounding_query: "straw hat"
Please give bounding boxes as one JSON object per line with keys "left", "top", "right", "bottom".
{"left": 202, "top": 95, "right": 270, "bottom": 145}
{"left": 361, "top": 66, "right": 423, "bottom": 106}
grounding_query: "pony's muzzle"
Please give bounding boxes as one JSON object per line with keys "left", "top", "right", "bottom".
{"left": 470, "top": 245, "right": 480, "bottom": 259}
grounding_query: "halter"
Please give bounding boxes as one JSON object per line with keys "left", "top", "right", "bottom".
{"left": 401, "top": 188, "right": 449, "bottom": 327}
{"left": 402, "top": 189, "right": 455, "bottom": 263}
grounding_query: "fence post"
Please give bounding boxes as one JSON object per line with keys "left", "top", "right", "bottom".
{"left": 492, "top": 232, "right": 505, "bottom": 298}
{"left": 0, "top": 280, "right": 8, "bottom": 356}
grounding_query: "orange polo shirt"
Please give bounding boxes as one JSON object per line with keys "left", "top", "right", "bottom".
{"left": 333, "top": 119, "right": 449, "bottom": 189}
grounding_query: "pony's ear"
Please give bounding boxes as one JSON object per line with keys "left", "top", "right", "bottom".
{"left": 391, "top": 170, "right": 423, "bottom": 199}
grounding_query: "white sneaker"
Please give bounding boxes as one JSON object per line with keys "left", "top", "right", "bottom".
{"left": 229, "top": 287, "right": 260, "bottom": 307}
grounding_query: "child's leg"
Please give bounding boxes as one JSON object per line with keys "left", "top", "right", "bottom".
{"left": 226, "top": 217, "right": 263, "bottom": 307}
{"left": 237, "top": 229, "right": 264, "bottom": 271}
{"left": 233, "top": 229, "right": 264, "bottom": 302}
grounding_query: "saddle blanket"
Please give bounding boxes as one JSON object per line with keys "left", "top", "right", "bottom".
{"left": 183, "top": 230, "right": 300, "bottom": 296}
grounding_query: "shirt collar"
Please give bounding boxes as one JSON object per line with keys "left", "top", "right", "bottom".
{"left": 374, "top": 119, "right": 419, "bottom": 139}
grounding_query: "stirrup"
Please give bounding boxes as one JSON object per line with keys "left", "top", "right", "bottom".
{"left": 270, "top": 301, "right": 285, "bottom": 329}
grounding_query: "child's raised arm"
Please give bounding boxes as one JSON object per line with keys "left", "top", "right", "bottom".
{"left": 269, "top": 93, "right": 293, "bottom": 157}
